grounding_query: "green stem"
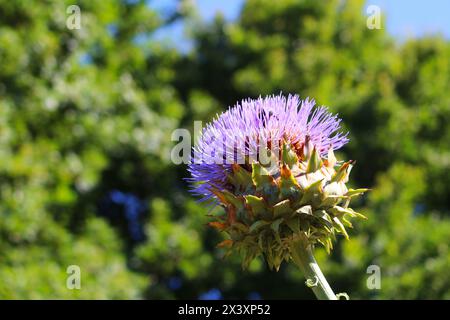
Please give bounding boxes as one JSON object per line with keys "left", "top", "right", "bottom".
{"left": 290, "top": 239, "right": 337, "bottom": 300}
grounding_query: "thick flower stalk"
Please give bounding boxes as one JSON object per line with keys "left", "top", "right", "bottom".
{"left": 188, "top": 94, "right": 368, "bottom": 300}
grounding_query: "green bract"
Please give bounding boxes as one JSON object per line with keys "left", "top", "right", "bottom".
{"left": 210, "top": 139, "right": 368, "bottom": 270}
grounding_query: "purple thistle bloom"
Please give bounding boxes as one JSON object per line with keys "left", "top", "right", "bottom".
{"left": 187, "top": 94, "right": 348, "bottom": 202}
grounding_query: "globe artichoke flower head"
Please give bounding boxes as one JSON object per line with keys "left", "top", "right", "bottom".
{"left": 188, "top": 94, "right": 368, "bottom": 270}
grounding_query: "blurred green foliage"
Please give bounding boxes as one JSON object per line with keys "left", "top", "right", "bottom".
{"left": 0, "top": 0, "right": 448, "bottom": 299}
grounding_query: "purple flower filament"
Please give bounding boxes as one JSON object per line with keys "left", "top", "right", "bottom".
{"left": 187, "top": 94, "right": 348, "bottom": 202}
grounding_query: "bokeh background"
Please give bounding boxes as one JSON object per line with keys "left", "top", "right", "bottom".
{"left": 0, "top": 0, "right": 449, "bottom": 299}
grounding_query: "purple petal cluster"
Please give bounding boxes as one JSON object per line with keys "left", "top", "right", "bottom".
{"left": 187, "top": 94, "right": 348, "bottom": 201}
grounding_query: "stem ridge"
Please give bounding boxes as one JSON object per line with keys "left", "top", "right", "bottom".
{"left": 290, "top": 238, "right": 338, "bottom": 300}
